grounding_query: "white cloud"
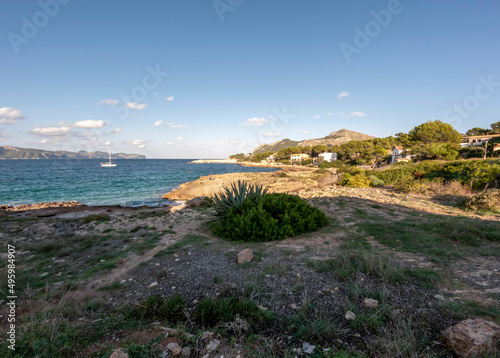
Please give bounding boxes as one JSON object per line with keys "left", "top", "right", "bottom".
{"left": 175, "top": 137, "right": 182, "bottom": 141}
{"left": 104, "top": 141, "right": 111, "bottom": 146}
{"left": 154, "top": 120, "right": 187, "bottom": 128}
{"left": 152, "top": 133, "right": 158, "bottom": 136}
{"left": 323, "top": 111, "right": 367, "bottom": 118}
{"left": 301, "top": 130, "right": 309, "bottom": 135}
{"left": 31, "top": 126, "right": 72, "bottom": 136}
{"left": 166, "top": 142, "right": 174, "bottom": 146}
{"left": 338, "top": 91, "right": 350, "bottom": 100}
{"left": 111, "top": 128, "right": 121, "bottom": 134}
{"left": 125, "top": 102, "right": 147, "bottom": 110}
{"left": 242, "top": 117, "right": 268, "bottom": 126}
{"left": 313, "top": 115, "right": 320, "bottom": 119}
{"left": 262, "top": 132, "right": 281, "bottom": 137}
{"left": 126, "top": 139, "right": 145, "bottom": 148}
{"left": 166, "top": 96, "right": 174, "bottom": 101}
{"left": 0, "top": 107, "right": 25, "bottom": 124}
{"left": 350, "top": 111, "right": 367, "bottom": 117}
{"left": 99, "top": 99, "right": 119, "bottom": 105}
{"left": 218, "top": 141, "right": 225, "bottom": 145}
{"left": 40, "top": 139, "right": 48, "bottom": 144}
{"left": 73, "top": 119, "right": 105, "bottom": 129}
{"left": 0, "top": 130, "right": 9, "bottom": 141}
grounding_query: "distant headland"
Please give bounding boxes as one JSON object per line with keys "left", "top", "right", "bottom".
{"left": 0, "top": 146, "right": 146, "bottom": 159}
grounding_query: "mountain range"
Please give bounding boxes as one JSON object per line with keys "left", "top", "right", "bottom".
{"left": 251, "top": 129, "right": 375, "bottom": 154}
{"left": 0, "top": 146, "right": 146, "bottom": 160}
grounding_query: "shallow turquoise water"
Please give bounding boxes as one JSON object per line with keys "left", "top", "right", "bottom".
{"left": 0, "top": 159, "right": 278, "bottom": 207}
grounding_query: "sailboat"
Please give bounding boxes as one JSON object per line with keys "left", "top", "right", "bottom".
{"left": 101, "top": 149, "right": 117, "bottom": 167}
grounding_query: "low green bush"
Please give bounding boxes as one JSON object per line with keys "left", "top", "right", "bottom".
{"left": 369, "top": 175, "right": 385, "bottom": 187}
{"left": 210, "top": 193, "right": 329, "bottom": 242}
{"left": 340, "top": 173, "right": 371, "bottom": 187}
{"left": 82, "top": 214, "right": 110, "bottom": 224}
{"left": 132, "top": 295, "right": 186, "bottom": 323}
{"left": 461, "top": 189, "right": 500, "bottom": 213}
{"left": 194, "top": 297, "right": 274, "bottom": 329}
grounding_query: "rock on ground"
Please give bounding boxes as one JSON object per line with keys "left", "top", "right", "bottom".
{"left": 237, "top": 249, "right": 254, "bottom": 264}
{"left": 109, "top": 349, "right": 129, "bottom": 358}
{"left": 441, "top": 318, "right": 500, "bottom": 358}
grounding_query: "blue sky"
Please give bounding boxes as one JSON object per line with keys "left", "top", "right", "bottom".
{"left": 1, "top": 0, "right": 499, "bottom": 159}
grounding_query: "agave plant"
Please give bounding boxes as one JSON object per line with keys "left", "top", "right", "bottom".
{"left": 209, "top": 180, "right": 268, "bottom": 220}
{"left": 156, "top": 295, "right": 187, "bottom": 323}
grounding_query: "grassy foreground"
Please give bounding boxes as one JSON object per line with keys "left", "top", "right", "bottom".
{"left": 0, "top": 189, "right": 499, "bottom": 357}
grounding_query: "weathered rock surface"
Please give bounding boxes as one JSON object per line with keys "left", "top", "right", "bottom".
{"left": 362, "top": 298, "right": 379, "bottom": 308}
{"left": 237, "top": 249, "right": 254, "bottom": 264}
{"left": 167, "top": 342, "right": 182, "bottom": 356}
{"left": 109, "top": 349, "right": 129, "bottom": 358}
{"left": 441, "top": 318, "right": 500, "bottom": 357}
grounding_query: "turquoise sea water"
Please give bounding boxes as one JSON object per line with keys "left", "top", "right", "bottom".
{"left": 0, "top": 159, "right": 278, "bottom": 207}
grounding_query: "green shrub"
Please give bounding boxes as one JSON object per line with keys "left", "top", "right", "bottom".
{"left": 340, "top": 173, "right": 371, "bottom": 187}
{"left": 278, "top": 172, "right": 288, "bottom": 178}
{"left": 302, "top": 159, "right": 313, "bottom": 165}
{"left": 193, "top": 297, "right": 274, "bottom": 329}
{"left": 461, "top": 189, "right": 500, "bottom": 213}
{"left": 211, "top": 193, "right": 329, "bottom": 242}
{"left": 82, "top": 214, "right": 110, "bottom": 224}
{"left": 132, "top": 295, "right": 186, "bottom": 323}
{"left": 156, "top": 295, "right": 186, "bottom": 323}
{"left": 369, "top": 175, "right": 385, "bottom": 187}
{"left": 209, "top": 180, "right": 267, "bottom": 220}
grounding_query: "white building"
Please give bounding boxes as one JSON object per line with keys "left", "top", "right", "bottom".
{"left": 318, "top": 152, "right": 337, "bottom": 162}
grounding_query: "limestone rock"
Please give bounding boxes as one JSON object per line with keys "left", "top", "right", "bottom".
{"left": 345, "top": 310, "right": 356, "bottom": 321}
{"left": 186, "top": 196, "right": 208, "bottom": 208}
{"left": 167, "top": 342, "right": 182, "bottom": 357}
{"left": 362, "top": 298, "right": 379, "bottom": 308}
{"left": 206, "top": 339, "right": 220, "bottom": 352}
{"left": 148, "top": 281, "right": 159, "bottom": 288}
{"left": 109, "top": 349, "right": 129, "bottom": 358}
{"left": 302, "top": 342, "right": 316, "bottom": 354}
{"left": 180, "top": 346, "right": 192, "bottom": 358}
{"left": 441, "top": 318, "right": 500, "bottom": 357}
{"left": 237, "top": 249, "right": 254, "bottom": 264}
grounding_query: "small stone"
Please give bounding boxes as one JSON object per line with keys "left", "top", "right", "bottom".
{"left": 362, "top": 298, "right": 379, "bottom": 308}
{"left": 345, "top": 310, "right": 356, "bottom": 321}
{"left": 109, "top": 348, "right": 129, "bottom": 358}
{"left": 148, "top": 282, "right": 159, "bottom": 288}
{"left": 40, "top": 272, "right": 49, "bottom": 277}
{"left": 201, "top": 331, "right": 213, "bottom": 340}
{"left": 167, "top": 342, "right": 182, "bottom": 357}
{"left": 120, "top": 280, "right": 126, "bottom": 284}
{"left": 180, "top": 346, "right": 191, "bottom": 358}
{"left": 206, "top": 339, "right": 220, "bottom": 352}
{"left": 434, "top": 294, "right": 444, "bottom": 300}
{"left": 237, "top": 249, "right": 254, "bottom": 264}
{"left": 302, "top": 342, "right": 316, "bottom": 354}
{"left": 290, "top": 303, "right": 298, "bottom": 309}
